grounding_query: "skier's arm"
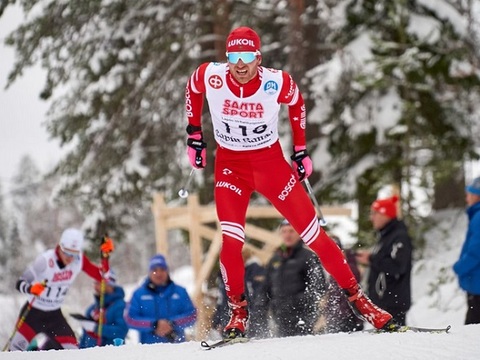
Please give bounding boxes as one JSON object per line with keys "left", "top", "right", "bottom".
{"left": 16, "top": 255, "right": 47, "bottom": 294}
{"left": 278, "top": 71, "right": 306, "bottom": 147}
{"left": 186, "top": 62, "right": 208, "bottom": 130}
{"left": 81, "top": 255, "right": 109, "bottom": 281}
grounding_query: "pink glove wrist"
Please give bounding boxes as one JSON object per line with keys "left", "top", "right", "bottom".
{"left": 187, "top": 133, "right": 207, "bottom": 169}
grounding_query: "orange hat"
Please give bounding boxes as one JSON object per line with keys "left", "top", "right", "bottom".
{"left": 226, "top": 27, "right": 261, "bottom": 53}
{"left": 371, "top": 196, "right": 399, "bottom": 219}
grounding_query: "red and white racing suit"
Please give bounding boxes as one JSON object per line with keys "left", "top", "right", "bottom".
{"left": 9, "top": 247, "right": 109, "bottom": 351}
{"left": 186, "top": 62, "right": 357, "bottom": 297}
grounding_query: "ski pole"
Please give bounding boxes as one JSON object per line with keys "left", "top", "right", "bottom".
{"left": 3, "top": 280, "right": 47, "bottom": 352}
{"left": 303, "top": 179, "right": 328, "bottom": 226}
{"left": 178, "top": 169, "right": 195, "bottom": 198}
{"left": 97, "top": 235, "right": 110, "bottom": 346}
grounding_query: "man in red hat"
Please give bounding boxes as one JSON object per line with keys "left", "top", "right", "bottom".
{"left": 185, "top": 26, "right": 395, "bottom": 339}
{"left": 356, "top": 196, "right": 413, "bottom": 325}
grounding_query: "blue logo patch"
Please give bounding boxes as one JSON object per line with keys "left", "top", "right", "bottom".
{"left": 264, "top": 81, "right": 279, "bottom": 95}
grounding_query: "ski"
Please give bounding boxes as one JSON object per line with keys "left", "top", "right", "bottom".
{"left": 363, "top": 324, "right": 451, "bottom": 334}
{"left": 200, "top": 337, "right": 250, "bottom": 350}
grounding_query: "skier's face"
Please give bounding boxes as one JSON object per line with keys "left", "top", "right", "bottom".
{"left": 227, "top": 56, "right": 261, "bottom": 84}
{"left": 59, "top": 247, "right": 79, "bottom": 265}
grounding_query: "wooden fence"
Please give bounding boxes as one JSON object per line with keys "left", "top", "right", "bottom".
{"left": 151, "top": 192, "right": 352, "bottom": 338}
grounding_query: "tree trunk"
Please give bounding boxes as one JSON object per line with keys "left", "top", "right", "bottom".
{"left": 432, "top": 165, "right": 466, "bottom": 210}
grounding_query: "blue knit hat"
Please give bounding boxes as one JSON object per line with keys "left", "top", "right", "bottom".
{"left": 149, "top": 254, "right": 168, "bottom": 272}
{"left": 466, "top": 177, "right": 480, "bottom": 196}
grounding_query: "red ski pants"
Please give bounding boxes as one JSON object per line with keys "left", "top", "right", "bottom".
{"left": 214, "top": 141, "right": 357, "bottom": 298}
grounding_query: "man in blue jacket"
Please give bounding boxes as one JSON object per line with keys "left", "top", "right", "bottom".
{"left": 78, "top": 270, "right": 128, "bottom": 348}
{"left": 125, "top": 254, "right": 197, "bottom": 343}
{"left": 454, "top": 176, "right": 480, "bottom": 324}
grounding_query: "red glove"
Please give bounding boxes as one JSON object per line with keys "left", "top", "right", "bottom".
{"left": 187, "top": 133, "right": 207, "bottom": 169}
{"left": 100, "top": 237, "right": 114, "bottom": 255}
{"left": 29, "top": 282, "right": 46, "bottom": 296}
{"left": 291, "top": 145, "right": 312, "bottom": 181}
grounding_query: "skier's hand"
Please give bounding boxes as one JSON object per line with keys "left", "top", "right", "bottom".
{"left": 29, "top": 282, "right": 47, "bottom": 296}
{"left": 291, "top": 145, "right": 312, "bottom": 181}
{"left": 100, "top": 237, "right": 114, "bottom": 255}
{"left": 187, "top": 133, "right": 207, "bottom": 169}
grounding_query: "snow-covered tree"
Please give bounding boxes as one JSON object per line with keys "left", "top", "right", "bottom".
{"left": 307, "top": 0, "right": 480, "bottom": 244}
{"left": 0, "top": 0, "right": 340, "bottom": 236}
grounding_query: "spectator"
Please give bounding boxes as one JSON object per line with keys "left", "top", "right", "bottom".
{"left": 211, "top": 248, "right": 265, "bottom": 337}
{"left": 78, "top": 270, "right": 128, "bottom": 348}
{"left": 356, "top": 195, "right": 413, "bottom": 326}
{"left": 8, "top": 228, "right": 113, "bottom": 351}
{"left": 323, "top": 235, "right": 364, "bottom": 333}
{"left": 454, "top": 176, "right": 480, "bottom": 324}
{"left": 254, "top": 219, "right": 327, "bottom": 337}
{"left": 125, "top": 254, "right": 197, "bottom": 343}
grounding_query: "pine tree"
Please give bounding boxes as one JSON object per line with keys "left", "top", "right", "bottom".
{"left": 307, "top": 0, "right": 480, "bottom": 244}
{"left": 0, "top": 0, "right": 336, "bottom": 235}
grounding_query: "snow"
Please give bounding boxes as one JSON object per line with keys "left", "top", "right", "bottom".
{"left": 1, "top": 326, "right": 479, "bottom": 360}
{"left": 1, "top": 209, "right": 478, "bottom": 359}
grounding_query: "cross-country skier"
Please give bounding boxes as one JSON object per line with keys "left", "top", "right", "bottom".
{"left": 185, "top": 26, "right": 395, "bottom": 339}
{"left": 8, "top": 228, "right": 114, "bottom": 351}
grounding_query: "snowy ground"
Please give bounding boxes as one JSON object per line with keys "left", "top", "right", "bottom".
{"left": 0, "top": 208, "right": 477, "bottom": 359}
{"left": 1, "top": 325, "right": 478, "bottom": 360}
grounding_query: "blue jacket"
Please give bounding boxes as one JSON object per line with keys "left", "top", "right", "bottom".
{"left": 454, "top": 201, "right": 480, "bottom": 295}
{"left": 79, "top": 286, "right": 128, "bottom": 348}
{"left": 125, "top": 278, "right": 196, "bottom": 344}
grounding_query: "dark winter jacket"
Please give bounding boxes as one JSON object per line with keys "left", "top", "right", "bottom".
{"left": 254, "top": 240, "right": 327, "bottom": 337}
{"left": 367, "top": 218, "right": 412, "bottom": 312}
{"left": 454, "top": 201, "right": 480, "bottom": 295}
{"left": 125, "top": 278, "right": 196, "bottom": 344}
{"left": 79, "top": 285, "right": 128, "bottom": 348}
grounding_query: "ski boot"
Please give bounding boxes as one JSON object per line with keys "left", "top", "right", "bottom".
{"left": 223, "top": 294, "right": 249, "bottom": 339}
{"left": 345, "top": 285, "right": 394, "bottom": 330}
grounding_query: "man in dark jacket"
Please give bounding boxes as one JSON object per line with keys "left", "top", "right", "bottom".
{"left": 78, "top": 270, "right": 128, "bottom": 348}
{"left": 254, "top": 220, "right": 327, "bottom": 337}
{"left": 356, "top": 195, "right": 413, "bottom": 326}
{"left": 125, "top": 254, "right": 197, "bottom": 344}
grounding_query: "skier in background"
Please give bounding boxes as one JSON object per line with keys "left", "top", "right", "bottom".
{"left": 8, "top": 228, "right": 114, "bottom": 351}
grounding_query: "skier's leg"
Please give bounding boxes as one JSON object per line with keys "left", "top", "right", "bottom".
{"left": 257, "top": 152, "right": 393, "bottom": 329}
{"left": 215, "top": 152, "right": 254, "bottom": 337}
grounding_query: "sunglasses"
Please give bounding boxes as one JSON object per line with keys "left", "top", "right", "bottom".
{"left": 61, "top": 247, "right": 80, "bottom": 259}
{"left": 226, "top": 51, "right": 259, "bottom": 64}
